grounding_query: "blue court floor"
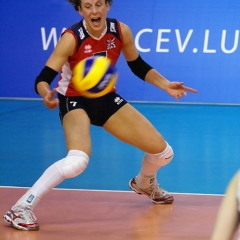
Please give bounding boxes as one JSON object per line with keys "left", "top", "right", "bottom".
{"left": 0, "top": 99, "right": 239, "bottom": 195}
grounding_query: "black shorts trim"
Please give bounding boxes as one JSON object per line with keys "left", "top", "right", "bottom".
{"left": 58, "top": 92, "right": 128, "bottom": 126}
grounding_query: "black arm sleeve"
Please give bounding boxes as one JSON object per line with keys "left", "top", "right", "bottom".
{"left": 127, "top": 55, "right": 153, "bottom": 81}
{"left": 34, "top": 66, "right": 58, "bottom": 94}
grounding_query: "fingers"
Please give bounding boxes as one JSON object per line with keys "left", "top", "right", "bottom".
{"left": 50, "top": 88, "right": 57, "bottom": 97}
{"left": 44, "top": 99, "right": 59, "bottom": 110}
{"left": 173, "top": 82, "right": 198, "bottom": 94}
{"left": 174, "top": 90, "right": 187, "bottom": 101}
{"left": 44, "top": 88, "right": 59, "bottom": 110}
{"left": 170, "top": 82, "right": 197, "bottom": 101}
{"left": 182, "top": 85, "right": 198, "bottom": 93}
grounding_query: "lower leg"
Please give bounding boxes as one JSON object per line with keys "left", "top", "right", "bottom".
{"left": 136, "top": 142, "right": 174, "bottom": 188}
{"left": 15, "top": 162, "right": 65, "bottom": 209}
{"left": 14, "top": 150, "right": 89, "bottom": 209}
{"left": 129, "top": 143, "right": 174, "bottom": 204}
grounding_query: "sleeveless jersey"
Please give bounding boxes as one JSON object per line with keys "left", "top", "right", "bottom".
{"left": 56, "top": 18, "right": 124, "bottom": 96}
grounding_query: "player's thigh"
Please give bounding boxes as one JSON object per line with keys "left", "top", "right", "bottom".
{"left": 62, "top": 109, "right": 91, "bottom": 156}
{"left": 103, "top": 103, "right": 166, "bottom": 153}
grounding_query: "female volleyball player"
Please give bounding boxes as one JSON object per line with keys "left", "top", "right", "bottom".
{"left": 3, "top": 0, "right": 197, "bottom": 230}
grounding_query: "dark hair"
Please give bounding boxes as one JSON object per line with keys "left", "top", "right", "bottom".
{"left": 67, "top": 0, "right": 113, "bottom": 11}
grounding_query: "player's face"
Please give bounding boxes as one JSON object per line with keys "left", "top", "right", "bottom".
{"left": 79, "top": 0, "right": 110, "bottom": 37}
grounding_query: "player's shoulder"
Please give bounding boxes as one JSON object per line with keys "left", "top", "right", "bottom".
{"left": 117, "top": 21, "right": 133, "bottom": 42}
{"left": 234, "top": 170, "right": 240, "bottom": 182}
{"left": 228, "top": 170, "right": 240, "bottom": 194}
{"left": 68, "top": 19, "right": 83, "bottom": 31}
{"left": 62, "top": 20, "right": 84, "bottom": 39}
{"left": 236, "top": 170, "right": 240, "bottom": 188}
{"left": 106, "top": 18, "right": 130, "bottom": 31}
{"left": 118, "top": 21, "right": 131, "bottom": 36}
{"left": 119, "top": 21, "right": 130, "bottom": 30}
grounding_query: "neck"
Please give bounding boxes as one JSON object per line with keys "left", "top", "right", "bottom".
{"left": 83, "top": 19, "right": 107, "bottom": 40}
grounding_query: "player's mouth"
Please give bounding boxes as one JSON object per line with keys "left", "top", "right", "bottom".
{"left": 91, "top": 17, "right": 101, "bottom": 26}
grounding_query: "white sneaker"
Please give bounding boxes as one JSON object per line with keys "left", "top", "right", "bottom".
{"left": 3, "top": 204, "right": 39, "bottom": 231}
{"left": 129, "top": 177, "right": 174, "bottom": 204}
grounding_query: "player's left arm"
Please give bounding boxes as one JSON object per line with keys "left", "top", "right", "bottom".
{"left": 120, "top": 22, "right": 197, "bottom": 101}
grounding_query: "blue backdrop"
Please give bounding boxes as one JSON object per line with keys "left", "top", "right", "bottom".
{"left": 1, "top": 0, "right": 239, "bottom": 103}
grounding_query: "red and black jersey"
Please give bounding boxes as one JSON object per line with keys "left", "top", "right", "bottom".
{"left": 57, "top": 18, "right": 124, "bottom": 96}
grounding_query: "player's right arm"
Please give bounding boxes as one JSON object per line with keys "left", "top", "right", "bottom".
{"left": 36, "top": 32, "right": 76, "bottom": 109}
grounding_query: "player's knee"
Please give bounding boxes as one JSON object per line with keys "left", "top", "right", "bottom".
{"left": 145, "top": 142, "right": 174, "bottom": 166}
{"left": 55, "top": 150, "right": 89, "bottom": 178}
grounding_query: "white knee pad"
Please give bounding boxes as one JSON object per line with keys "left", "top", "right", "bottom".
{"left": 54, "top": 150, "right": 89, "bottom": 178}
{"left": 145, "top": 142, "right": 174, "bottom": 166}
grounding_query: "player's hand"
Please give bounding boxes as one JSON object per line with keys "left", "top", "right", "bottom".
{"left": 166, "top": 82, "right": 198, "bottom": 101}
{"left": 43, "top": 88, "right": 59, "bottom": 110}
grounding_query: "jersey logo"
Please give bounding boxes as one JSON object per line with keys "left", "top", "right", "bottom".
{"left": 78, "top": 27, "right": 85, "bottom": 40}
{"left": 70, "top": 101, "right": 77, "bottom": 107}
{"left": 106, "top": 38, "right": 116, "bottom": 50}
{"left": 84, "top": 44, "right": 92, "bottom": 53}
{"left": 110, "top": 22, "right": 116, "bottom": 33}
{"left": 114, "top": 97, "right": 123, "bottom": 105}
{"left": 26, "top": 194, "right": 35, "bottom": 204}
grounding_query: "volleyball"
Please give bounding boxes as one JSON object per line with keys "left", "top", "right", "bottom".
{"left": 71, "top": 56, "right": 118, "bottom": 98}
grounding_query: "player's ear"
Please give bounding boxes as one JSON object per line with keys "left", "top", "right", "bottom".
{"left": 78, "top": 6, "right": 83, "bottom": 16}
{"left": 106, "top": 2, "right": 110, "bottom": 12}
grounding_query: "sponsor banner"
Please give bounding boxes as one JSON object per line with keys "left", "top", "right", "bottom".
{"left": 0, "top": 0, "right": 239, "bottom": 103}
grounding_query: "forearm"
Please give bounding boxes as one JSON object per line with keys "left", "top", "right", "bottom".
{"left": 145, "top": 69, "right": 170, "bottom": 91}
{"left": 36, "top": 82, "right": 52, "bottom": 99}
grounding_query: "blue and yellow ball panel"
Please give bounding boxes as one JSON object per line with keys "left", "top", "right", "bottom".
{"left": 88, "top": 66, "right": 117, "bottom": 93}
{"left": 83, "top": 57, "right": 95, "bottom": 78}
{"left": 71, "top": 56, "right": 118, "bottom": 98}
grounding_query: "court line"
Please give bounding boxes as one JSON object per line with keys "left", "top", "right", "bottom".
{"left": 0, "top": 186, "right": 224, "bottom": 196}
{"left": 1, "top": 97, "right": 240, "bottom": 106}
